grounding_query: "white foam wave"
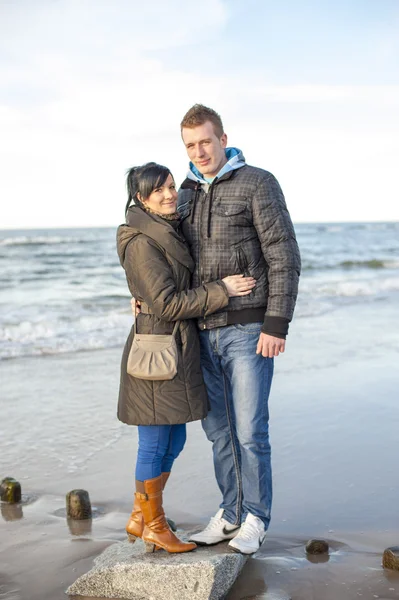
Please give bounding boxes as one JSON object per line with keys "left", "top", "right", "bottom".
{"left": 0, "top": 312, "right": 132, "bottom": 359}
{"left": 383, "top": 260, "right": 399, "bottom": 269}
{"left": 301, "top": 276, "right": 399, "bottom": 297}
{"left": 0, "top": 235, "right": 88, "bottom": 246}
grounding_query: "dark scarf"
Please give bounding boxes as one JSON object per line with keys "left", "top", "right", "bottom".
{"left": 143, "top": 205, "right": 180, "bottom": 222}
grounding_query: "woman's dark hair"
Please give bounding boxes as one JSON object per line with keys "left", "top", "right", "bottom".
{"left": 125, "top": 162, "right": 172, "bottom": 215}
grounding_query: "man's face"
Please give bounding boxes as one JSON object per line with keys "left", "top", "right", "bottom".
{"left": 182, "top": 121, "right": 227, "bottom": 178}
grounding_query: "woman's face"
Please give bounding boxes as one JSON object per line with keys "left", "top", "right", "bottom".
{"left": 141, "top": 174, "right": 178, "bottom": 215}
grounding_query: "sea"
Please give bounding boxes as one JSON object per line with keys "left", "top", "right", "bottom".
{"left": 1, "top": 222, "right": 398, "bottom": 361}
{"left": 1, "top": 223, "right": 399, "bottom": 600}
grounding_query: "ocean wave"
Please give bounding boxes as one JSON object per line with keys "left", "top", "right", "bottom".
{"left": 339, "top": 259, "right": 399, "bottom": 269}
{"left": 1, "top": 224, "right": 398, "bottom": 360}
{"left": 302, "top": 258, "right": 399, "bottom": 271}
{"left": 300, "top": 276, "right": 399, "bottom": 297}
{"left": 0, "top": 337, "right": 121, "bottom": 360}
{"left": 296, "top": 222, "right": 399, "bottom": 233}
{"left": 0, "top": 312, "right": 132, "bottom": 360}
{"left": 0, "top": 235, "right": 93, "bottom": 247}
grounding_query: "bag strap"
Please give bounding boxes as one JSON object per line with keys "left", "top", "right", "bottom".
{"left": 133, "top": 300, "right": 180, "bottom": 336}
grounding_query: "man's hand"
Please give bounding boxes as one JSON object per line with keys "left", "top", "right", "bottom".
{"left": 256, "top": 332, "right": 285, "bottom": 358}
{"left": 130, "top": 297, "right": 141, "bottom": 316}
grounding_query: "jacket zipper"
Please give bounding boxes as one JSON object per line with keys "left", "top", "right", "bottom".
{"left": 196, "top": 180, "right": 218, "bottom": 328}
{"left": 198, "top": 186, "right": 208, "bottom": 286}
{"left": 236, "top": 246, "right": 254, "bottom": 297}
{"left": 197, "top": 185, "right": 211, "bottom": 328}
{"left": 236, "top": 246, "right": 249, "bottom": 276}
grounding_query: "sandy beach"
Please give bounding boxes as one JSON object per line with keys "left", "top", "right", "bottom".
{"left": 1, "top": 298, "right": 399, "bottom": 600}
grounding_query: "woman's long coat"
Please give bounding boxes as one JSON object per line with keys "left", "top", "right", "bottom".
{"left": 116, "top": 207, "right": 229, "bottom": 426}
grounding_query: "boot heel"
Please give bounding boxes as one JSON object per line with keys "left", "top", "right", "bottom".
{"left": 144, "top": 542, "right": 157, "bottom": 553}
{"left": 127, "top": 533, "right": 138, "bottom": 543}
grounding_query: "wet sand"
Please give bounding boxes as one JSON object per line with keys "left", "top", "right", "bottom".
{"left": 1, "top": 302, "right": 399, "bottom": 599}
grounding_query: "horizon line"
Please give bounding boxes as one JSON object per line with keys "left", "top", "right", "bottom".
{"left": 1, "top": 218, "right": 399, "bottom": 232}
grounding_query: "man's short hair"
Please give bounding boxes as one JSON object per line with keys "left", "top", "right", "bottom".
{"left": 180, "top": 104, "right": 224, "bottom": 138}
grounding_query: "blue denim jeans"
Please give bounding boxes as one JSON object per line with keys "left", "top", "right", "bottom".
{"left": 135, "top": 424, "right": 186, "bottom": 481}
{"left": 199, "top": 322, "right": 274, "bottom": 528}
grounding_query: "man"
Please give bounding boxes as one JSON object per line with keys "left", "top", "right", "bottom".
{"left": 177, "top": 104, "right": 301, "bottom": 554}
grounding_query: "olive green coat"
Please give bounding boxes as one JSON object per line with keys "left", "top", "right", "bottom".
{"left": 116, "top": 207, "right": 229, "bottom": 426}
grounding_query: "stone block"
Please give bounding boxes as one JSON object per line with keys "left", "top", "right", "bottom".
{"left": 66, "top": 537, "right": 247, "bottom": 600}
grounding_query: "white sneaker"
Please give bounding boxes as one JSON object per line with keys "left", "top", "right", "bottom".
{"left": 228, "top": 513, "right": 266, "bottom": 554}
{"left": 189, "top": 509, "right": 241, "bottom": 545}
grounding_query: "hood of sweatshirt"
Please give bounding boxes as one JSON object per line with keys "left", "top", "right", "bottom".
{"left": 186, "top": 147, "right": 246, "bottom": 184}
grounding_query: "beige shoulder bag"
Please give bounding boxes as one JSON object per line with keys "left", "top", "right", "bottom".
{"left": 127, "top": 305, "right": 179, "bottom": 381}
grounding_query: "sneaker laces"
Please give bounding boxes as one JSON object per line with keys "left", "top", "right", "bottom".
{"left": 237, "top": 519, "right": 263, "bottom": 541}
{"left": 201, "top": 512, "right": 232, "bottom": 532}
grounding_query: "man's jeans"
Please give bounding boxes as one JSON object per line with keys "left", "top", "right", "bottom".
{"left": 199, "top": 322, "right": 274, "bottom": 528}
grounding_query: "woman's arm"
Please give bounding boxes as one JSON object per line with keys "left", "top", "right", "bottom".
{"left": 123, "top": 236, "right": 254, "bottom": 322}
{"left": 123, "top": 235, "right": 227, "bottom": 321}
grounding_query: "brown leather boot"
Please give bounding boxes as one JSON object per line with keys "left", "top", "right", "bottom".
{"left": 126, "top": 480, "right": 144, "bottom": 542}
{"left": 161, "top": 472, "right": 170, "bottom": 488}
{"left": 126, "top": 473, "right": 172, "bottom": 542}
{"left": 138, "top": 475, "right": 196, "bottom": 553}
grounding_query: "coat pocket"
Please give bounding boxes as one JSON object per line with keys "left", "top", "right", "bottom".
{"left": 212, "top": 202, "right": 247, "bottom": 217}
{"left": 211, "top": 198, "right": 250, "bottom": 226}
{"left": 235, "top": 245, "right": 249, "bottom": 276}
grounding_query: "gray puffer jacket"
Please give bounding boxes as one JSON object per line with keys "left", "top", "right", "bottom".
{"left": 178, "top": 160, "right": 301, "bottom": 337}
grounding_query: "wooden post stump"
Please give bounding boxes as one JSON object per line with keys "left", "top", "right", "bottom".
{"left": 305, "top": 539, "right": 329, "bottom": 554}
{"left": 66, "top": 489, "right": 92, "bottom": 520}
{"left": 0, "top": 477, "right": 21, "bottom": 503}
{"left": 382, "top": 546, "right": 399, "bottom": 571}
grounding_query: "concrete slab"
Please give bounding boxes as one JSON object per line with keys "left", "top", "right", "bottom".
{"left": 66, "top": 536, "right": 247, "bottom": 600}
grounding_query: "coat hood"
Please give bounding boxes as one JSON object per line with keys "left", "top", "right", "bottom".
{"left": 117, "top": 206, "right": 194, "bottom": 272}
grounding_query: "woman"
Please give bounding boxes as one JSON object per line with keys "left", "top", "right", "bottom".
{"left": 117, "top": 162, "right": 255, "bottom": 554}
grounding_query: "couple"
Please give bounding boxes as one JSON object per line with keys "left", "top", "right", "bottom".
{"left": 116, "top": 104, "right": 301, "bottom": 555}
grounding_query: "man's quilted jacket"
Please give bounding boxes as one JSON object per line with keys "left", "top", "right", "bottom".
{"left": 177, "top": 162, "right": 301, "bottom": 337}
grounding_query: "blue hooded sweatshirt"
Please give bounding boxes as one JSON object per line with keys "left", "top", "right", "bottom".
{"left": 186, "top": 147, "right": 246, "bottom": 186}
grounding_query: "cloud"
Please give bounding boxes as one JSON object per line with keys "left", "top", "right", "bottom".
{"left": 0, "top": 0, "right": 228, "bottom": 60}
{"left": 0, "top": 1, "right": 398, "bottom": 227}
{"left": 244, "top": 84, "right": 399, "bottom": 105}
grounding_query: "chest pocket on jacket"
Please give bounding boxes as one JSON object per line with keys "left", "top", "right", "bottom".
{"left": 212, "top": 197, "right": 251, "bottom": 226}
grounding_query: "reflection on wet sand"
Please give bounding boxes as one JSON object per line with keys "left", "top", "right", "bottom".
{"left": 67, "top": 517, "right": 92, "bottom": 537}
{"left": 1, "top": 502, "right": 23, "bottom": 522}
{"left": 0, "top": 571, "right": 21, "bottom": 600}
{"left": 305, "top": 550, "right": 330, "bottom": 564}
{"left": 229, "top": 533, "right": 399, "bottom": 600}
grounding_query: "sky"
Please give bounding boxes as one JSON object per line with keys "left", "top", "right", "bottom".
{"left": 0, "top": 0, "right": 398, "bottom": 229}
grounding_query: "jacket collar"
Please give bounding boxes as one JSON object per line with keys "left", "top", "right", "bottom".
{"left": 180, "top": 168, "right": 238, "bottom": 190}
{"left": 124, "top": 207, "right": 195, "bottom": 272}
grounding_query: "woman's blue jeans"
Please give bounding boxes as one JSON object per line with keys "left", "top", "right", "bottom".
{"left": 135, "top": 424, "right": 187, "bottom": 481}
